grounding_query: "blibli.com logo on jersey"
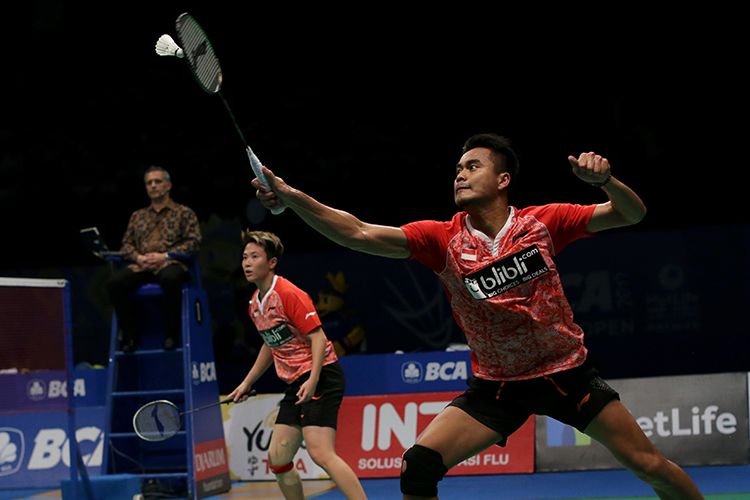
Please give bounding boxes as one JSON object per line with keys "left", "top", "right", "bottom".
{"left": 0, "top": 428, "right": 24, "bottom": 477}
{"left": 545, "top": 417, "right": 591, "bottom": 447}
{"left": 463, "top": 245, "right": 549, "bottom": 300}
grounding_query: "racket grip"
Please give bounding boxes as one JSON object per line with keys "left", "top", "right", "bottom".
{"left": 246, "top": 147, "right": 285, "bottom": 215}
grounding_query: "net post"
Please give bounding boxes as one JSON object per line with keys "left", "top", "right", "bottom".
{"left": 63, "top": 280, "right": 95, "bottom": 499}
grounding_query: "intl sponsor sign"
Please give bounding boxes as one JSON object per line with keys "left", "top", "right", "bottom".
{"left": 535, "top": 372, "right": 750, "bottom": 471}
{"left": 336, "top": 391, "right": 534, "bottom": 478}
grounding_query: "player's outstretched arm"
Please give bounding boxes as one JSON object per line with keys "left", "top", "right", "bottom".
{"left": 252, "top": 166, "right": 410, "bottom": 259}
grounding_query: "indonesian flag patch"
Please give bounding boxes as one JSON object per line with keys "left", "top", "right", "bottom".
{"left": 460, "top": 248, "right": 478, "bottom": 261}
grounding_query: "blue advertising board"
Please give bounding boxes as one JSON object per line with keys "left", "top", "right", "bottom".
{"left": 339, "top": 350, "right": 472, "bottom": 396}
{"left": 0, "top": 368, "right": 107, "bottom": 413}
{"left": 0, "top": 407, "right": 105, "bottom": 489}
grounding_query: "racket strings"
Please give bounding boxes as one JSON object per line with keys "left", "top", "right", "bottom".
{"left": 133, "top": 401, "right": 181, "bottom": 441}
{"left": 177, "top": 16, "right": 222, "bottom": 93}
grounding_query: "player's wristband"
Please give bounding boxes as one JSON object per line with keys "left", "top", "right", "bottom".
{"left": 589, "top": 174, "right": 611, "bottom": 188}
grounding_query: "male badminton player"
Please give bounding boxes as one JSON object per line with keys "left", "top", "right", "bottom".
{"left": 251, "top": 134, "right": 703, "bottom": 499}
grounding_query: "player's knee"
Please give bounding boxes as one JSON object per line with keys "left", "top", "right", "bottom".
{"left": 269, "top": 460, "right": 294, "bottom": 475}
{"left": 400, "top": 445, "right": 448, "bottom": 497}
{"left": 269, "top": 460, "right": 300, "bottom": 486}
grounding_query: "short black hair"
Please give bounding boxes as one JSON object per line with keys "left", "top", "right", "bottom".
{"left": 462, "top": 134, "right": 519, "bottom": 181}
{"left": 241, "top": 230, "right": 284, "bottom": 261}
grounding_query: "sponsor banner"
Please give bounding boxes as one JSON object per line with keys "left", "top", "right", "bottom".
{"left": 0, "top": 407, "right": 105, "bottom": 489}
{"left": 193, "top": 438, "right": 230, "bottom": 499}
{"left": 536, "top": 372, "right": 750, "bottom": 471}
{"left": 336, "top": 391, "right": 534, "bottom": 478}
{"left": 187, "top": 357, "right": 224, "bottom": 445}
{"left": 221, "top": 393, "right": 328, "bottom": 480}
{"left": 0, "top": 368, "right": 107, "bottom": 412}
{"left": 193, "top": 438, "right": 229, "bottom": 480}
{"left": 339, "top": 350, "right": 471, "bottom": 396}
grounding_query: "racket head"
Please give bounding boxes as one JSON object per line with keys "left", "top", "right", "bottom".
{"left": 132, "top": 400, "right": 181, "bottom": 442}
{"left": 175, "top": 13, "right": 223, "bottom": 94}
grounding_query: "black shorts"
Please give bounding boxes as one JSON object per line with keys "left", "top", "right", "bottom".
{"left": 275, "top": 362, "right": 345, "bottom": 429}
{"left": 449, "top": 359, "right": 619, "bottom": 446}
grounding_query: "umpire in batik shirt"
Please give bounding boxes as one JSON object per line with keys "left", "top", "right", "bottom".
{"left": 107, "top": 165, "right": 201, "bottom": 352}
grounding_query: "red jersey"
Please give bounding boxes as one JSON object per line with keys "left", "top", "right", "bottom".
{"left": 248, "top": 275, "right": 337, "bottom": 383}
{"left": 401, "top": 204, "right": 596, "bottom": 381}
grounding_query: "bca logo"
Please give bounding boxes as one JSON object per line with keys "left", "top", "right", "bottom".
{"left": 27, "top": 380, "right": 46, "bottom": 401}
{"left": 0, "top": 428, "right": 24, "bottom": 477}
{"left": 192, "top": 361, "right": 217, "bottom": 385}
{"left": 401, "top": 362, "right": 423, "bottom": 384}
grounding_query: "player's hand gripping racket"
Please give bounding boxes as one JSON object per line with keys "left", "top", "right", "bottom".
{"left": 132, "top": 390, "right": 256, "bottom": 442}
{"left": 155, "top": 13, "right": 284, "bottom": 214}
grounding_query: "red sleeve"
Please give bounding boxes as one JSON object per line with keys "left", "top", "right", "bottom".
{"left": 278, "top": 279, "right": 322, "bottom": 335}
{"left": 520, "top": 204, "right": 596, "bottom": 255}
{"left": 401, "top": 217, "right": 459, "bottom": 273}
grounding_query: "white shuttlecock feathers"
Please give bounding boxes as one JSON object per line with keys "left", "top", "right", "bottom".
{"left": 155, "top": 34, "right": 184, "bottom": 58}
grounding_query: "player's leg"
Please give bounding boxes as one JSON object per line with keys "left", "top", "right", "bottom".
{"left": 401, "top": 405, "right": 505, "bottom": 500}
{"left": 268, "top": 423, "right": 304, "bottom": 500}
{"left": 585, "top": 400, "right": 703, "bottom": 500}
{"left": 542, "top": 361, "right": 703, "bottom": 500}
{"left": 299, "top": 362, "right": 366, "bottom": 498}
{"left": 303, "top": 425, "right": 366, "bottom": 499}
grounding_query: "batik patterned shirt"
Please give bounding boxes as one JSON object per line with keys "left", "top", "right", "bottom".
{"left": 120, "top": 199, "right": 201, "bottom": 272}
{"left": 401, "top": 204, "right": 596, "bottom": 381}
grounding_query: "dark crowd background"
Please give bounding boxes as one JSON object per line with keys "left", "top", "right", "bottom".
{"left": 2, "top": 3, "right": 748, "bottom": 391}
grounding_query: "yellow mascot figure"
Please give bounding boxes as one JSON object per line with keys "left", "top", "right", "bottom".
{"left": 315, "top": 271, "right": 366, "bottom": 356}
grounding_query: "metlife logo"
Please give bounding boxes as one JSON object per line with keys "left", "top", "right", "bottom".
{"left": 535, "top": 372, "right": 749, "bottom": 471}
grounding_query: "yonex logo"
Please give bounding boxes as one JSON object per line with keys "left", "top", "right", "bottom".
{"left": 0, "top": 428, "right": 24, "bottom": 477}
{"left": 401, "top": 362, "right": 423, "bottom": 384}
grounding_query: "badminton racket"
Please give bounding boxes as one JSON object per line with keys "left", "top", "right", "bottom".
{"left": 155, "top": 13, "right": 284, "bottom": 214}
{"left": 132, "top": 390, "right": 256, "bottom": 442}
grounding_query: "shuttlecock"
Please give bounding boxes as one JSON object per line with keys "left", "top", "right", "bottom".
{"left": 155, "top": 34, "right": 184, "bottom": 58}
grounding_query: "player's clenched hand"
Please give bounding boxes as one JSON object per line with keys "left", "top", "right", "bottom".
{"left": 251, "top": 166, "right": 289, "bottom": 211}
{"left": 568, "top": 152, "right": 611, "bottom": 186}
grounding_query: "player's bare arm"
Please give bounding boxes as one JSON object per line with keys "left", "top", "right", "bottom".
{"left": 253, "top": 166, "right": 411, "bottom": 259}
{"left": 568, "top": 152, "right": 647, "bottom": 233}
